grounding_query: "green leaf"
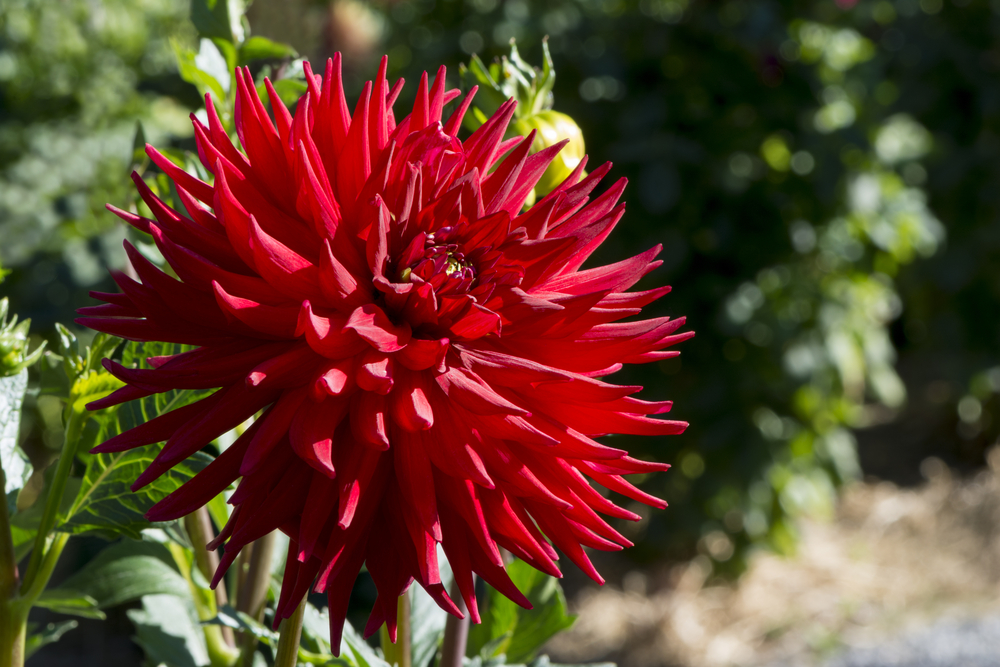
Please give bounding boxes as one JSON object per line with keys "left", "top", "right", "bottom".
{"left": 190, "top": 0, "right": 247, "bottom": 44}
{"left": 69, "top": 370, "right": 124, "bottom": 415}
{"left": 24, "top": 620, "right": 78, "bottom": 659}
{"left": 341, "top": 619, "right": 391, "bottom": 667}
{"left": 34, "top": 589, "right": 106, "bottom": 620}
{"left": 239, "top": 36, "right": 297, "bottom": 65}
{"left": 173, "top": 38, "right": 228, "bottom": 103}
{"left": 468, "top": 560, "right": 576, "bottom": 664}
{"left": 0, "top": 370, "right": 30, "bottom": 494}
{"left": 60, "top": 340, "right": 215, "bottom": 539}
{"left": 128, "top": 594, "right": 210, "bottom": 667}
{"left": 205, "top": 604, "right": 277, "bottom": 643}
{"left": 58, "top": 447, "right": 211, "bottom": 539}
{"left": 57, "top": 539, "right": 188, "bottom": 608}
{"left": 260, "top": 77, "right": 308, "bottom": 107}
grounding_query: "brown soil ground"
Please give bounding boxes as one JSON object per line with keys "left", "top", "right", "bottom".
{"left": 546, "top": 452, "right": 1000, "bottom": 667}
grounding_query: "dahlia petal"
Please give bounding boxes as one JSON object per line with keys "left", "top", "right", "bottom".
{"left": 350, "top": 390, "right": 390, "bottom": 450}
{"left": 240, "top": 388, "right": 310, "bottom": 475}
{"left": 212, "top": 281, "right": 299, "bottom": 339}
{"left": 390, "top": 369, "right": 434, "bottom": 431}
{"left": 227, "top": 462, "right": 311, "bottom": 547}
{"left": 473, "top": 439, "right": 568, "bottom": 509}
{"left": 427, "top": 65, "right": 448, "bottom": 123}
{"left": 435, "top": 367, "right": 528, "bottom": 416}
{"left": 396, "top": 337, "right": 449, "bottom": 371}
{"left": 146, "top": 145, "right": 214, "bottom": 204}
{"left": 336, "top": 441, "right": 381, "bottom": 529}
{"left": 448, "top": 303, "right": 501, "bottom": 340}
{"left": 364, "top": 195, "right": 392, "bottom": 280}
{"left": 424, "top": 409, "right": 494, "bottom": 489}
{"left": 247, "top": 215, "right": 321, "bottom": 301}
{"left": 145, "top": 417, "right": 259, "bottom": 522}
{"left": 337, "top": 80, "right": 372, "bottom": 204}
{"left": 289, "top": 394, "right": 345, "bottom": 478}
{"left": 124, "top": 243, "right": 236, "bottom": 332}
{"left": 90, "top": 390, "right": 223, "bottom": 454}
{"left": 482, "top": 132, "right": 534, "bottom": 215}
{"left": 313, "top": 358, "right": 356, "bottom": 399}
{"left": 293, "top": 134, "right": 342, "bottom": 239}
{"left": 442, "top": 85, "right": 477, "bottom": 137}
{"left": 85, "top": 384, "right": 154, "bottom": 411}
{"left": 463, "top": 99, "right": 517, "bottom": 176}
{"left": 297, "top": 301, "right": 367, "bottom": 359}
{"left": 318, "top": 239, "right": 368, "bottom": 309}
{"left": 147, "top": 224, "right": 288, "bottom": 305}
{"left": 541, "top": 245, "right": 663, "bottom": 294}
{"left": 101, "top": 356, "right": 238, "bottom": 392}
{"left": 576, "top": 462, "right": 668, "bottom": 509}
{"left": 299, "top": 471, "right": 339, "bottom": 561}
{"left": 106, "top": 203, "right": 151, "bottom": 234}
{"left": 528, "top": 504, "right": 603, "bottom": 585}
{"left": 247, "top": 344, "right": 322, "bottom": 389}
{"left": 477, "top": 489, "right": 560, "bottom": 578}
{"left": 345, "top": 303, "right": 412, "bottom": 352}
{"left": 409, "top": 71, "right": 429, "bottom": 132}
{"left": 76, "top": 302, "right": 139, "bottom": 318}
{"left": 498, "top": 140, "right": 571, "bottom": 216}
{"left": 133, "top": 384, "right": 280, "bottom": 490}
{"left": 357, "top": 350, "right": 394, "bottom": 395}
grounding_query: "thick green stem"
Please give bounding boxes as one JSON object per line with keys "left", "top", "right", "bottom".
{"left": 0, "top": 610, "right": 26, "bottom": 667}
{"left": 20, "top": 408, "right": 85, "bottom": 596}
{"left": 273, "top": 594, "right": 306, "bottom": 667}
{"left": 380, "top": 594, "right": 412, "bottom": 667}
{"left": 0, "top": 471, "right": 18, "bottom": 603}
{"left": 0, "top": 463, "right": 25, "bottom": 667}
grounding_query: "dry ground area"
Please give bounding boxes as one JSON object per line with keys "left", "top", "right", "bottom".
{"left": 546, "top": 452, "right": 1000, "bottom": 667}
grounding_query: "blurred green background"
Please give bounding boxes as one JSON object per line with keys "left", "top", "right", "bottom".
{"left": 2, "top": 0, "right": 999, "bottom": 597}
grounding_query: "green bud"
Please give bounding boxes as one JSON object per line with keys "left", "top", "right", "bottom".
{"left": 460, "top": 38, "right": 586, "bottom": 199}
{"left": 0, "top": 298, "right": 47, "bottom": 377}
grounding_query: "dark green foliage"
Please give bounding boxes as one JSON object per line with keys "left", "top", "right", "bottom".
{"left": 365, "top": 0, "right": 1000, "bottom": 571}
{"left": 469, "top": 559, "right": 576, "bottom": 664}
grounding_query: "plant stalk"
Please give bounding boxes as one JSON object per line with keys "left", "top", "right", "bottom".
{"left": 273, "top": 593, "right": 307, "bottom": 667}
{"left": 439, "top": 580, "right": 470, "bottom": 667}
{"left": 380, "top": 594, "right": 412, "bottom": 667}
{"left": 185, "top": 508, "right": 235, "bottom": 647}
{"left": 20, "top": 407, "right": 85, "bottom": 595}
{"left": 0, "top": 463, "right": 25, "bottom": 667}
{"left": 236, "top": 531, "right": 277, "bottom": 667}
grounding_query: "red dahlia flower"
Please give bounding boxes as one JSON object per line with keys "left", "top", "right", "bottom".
{"left": 78, "top": 56, "right": 692, "bottom": 648}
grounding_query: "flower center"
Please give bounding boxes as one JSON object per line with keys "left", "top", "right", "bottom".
{"left": 399, "top": 228, "right": 477, "bottom": 296}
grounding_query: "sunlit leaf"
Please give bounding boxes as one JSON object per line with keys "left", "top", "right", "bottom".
{"left": 0, "top": 370, "right": 30, "bottom": 494}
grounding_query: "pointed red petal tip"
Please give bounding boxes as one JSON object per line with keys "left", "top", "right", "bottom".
{"left": 82, "top": 50, "right": 693, "bottom": 639}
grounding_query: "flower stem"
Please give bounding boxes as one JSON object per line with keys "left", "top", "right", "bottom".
{"left": 380, "top": 594, "right": 412, "bottom": 667}
{"left": 439, "top": 581, "right": 470, "bottom": 667}
{"left": 236, "top": 531, "right": 277, "bottom": 667}
{"left": 185, "top": 508, "right": 235, "bottom": 648}
{"left": 20, "top": 407, "right": 85, "bottom": 596}
{"left": 273, "top": 593, "right": 306, "bottom": 667}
